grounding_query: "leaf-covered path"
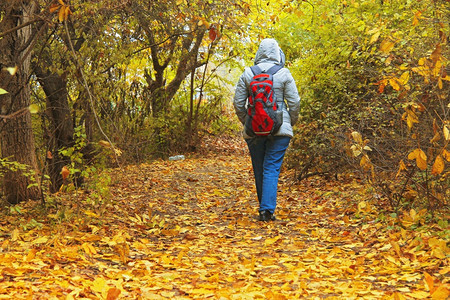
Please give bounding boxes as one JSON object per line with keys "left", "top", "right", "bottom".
{"left": 0, "top": 151, "right": 448, "bottom": 299}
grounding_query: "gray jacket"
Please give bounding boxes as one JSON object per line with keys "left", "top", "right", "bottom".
{"left": 233, "top": 38, "right": 301, "bottom": 139}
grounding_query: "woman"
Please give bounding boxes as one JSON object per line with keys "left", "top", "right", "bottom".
{"left": 233, "top": 38, "right": 301, "bottom": 221}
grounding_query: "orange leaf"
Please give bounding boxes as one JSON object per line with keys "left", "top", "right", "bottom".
{"left": 61, "top": 166, "right": 70, "bottom": 180}
{"left": 424, "top": 272, "right": 435, "bottom": 293}
{"left": 106, "top": 288, "right": 121, "bottom": 300}
{"left": 209, "top": 27, "right": 217, "bottom": 41}
{"left": 58, "top": 6, "right": 65, "bottom": 22}
{"left": 431, "top": 155, "right": 445, "bottom": 175}
{"left": 49, "top": 4, "right": 60, "bottom": 13}
{"left": 443, "top": 149, "right": 450, "bottom": 162}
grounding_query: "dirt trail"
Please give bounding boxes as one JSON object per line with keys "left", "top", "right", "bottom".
{"left": 0, "top": 153, "right": 448, "bottom": 299}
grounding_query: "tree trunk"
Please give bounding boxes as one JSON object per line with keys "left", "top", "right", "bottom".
{"left": 0, "top": 2, "right": 41, "bottom": 204}
{"left": 34, "top": 66, "right": 74, "bottom": 193}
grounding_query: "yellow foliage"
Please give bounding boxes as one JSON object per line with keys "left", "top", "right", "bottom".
{"left": 407, "top": 148, "right": 427, "bottom": 170}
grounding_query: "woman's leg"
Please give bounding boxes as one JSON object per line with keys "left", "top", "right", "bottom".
{"left": 259, "top": 136, "right": 291, "bottom": 213}
{"left": 246, "top": 138, "right": 266, "bottom": 203}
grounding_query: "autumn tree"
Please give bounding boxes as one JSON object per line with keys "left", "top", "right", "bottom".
{"left": 120, "top": 0, "right": 248, "bottom": 154}
{"left": 0, "top": 0, "right": 44, "bottom": 203}
{"left": 270, "top": 0, "right": 449, "bottom": 210}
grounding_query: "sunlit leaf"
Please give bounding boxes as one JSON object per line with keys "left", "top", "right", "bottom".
{"left": 351, "top": 131, "right": 363, "bottom": 143}
{"left": 28, "top": 104, "right": 39, "bottom": 114}
{"left": 369, "top": 30, "right": 381, "bottom": 44}
{"left": 431, "top": 155, "right": 445, "bottom": 175}
{"left": 0, "top": 88, "right": 8, "bottom": 95}
{"left": 431, "top": 285, "right": 450, "bottom": 300}
{"left": 444, "top": 125, "right": 450, "bottom": 141}
{"left": 380, "top": 39, "right": 395, "bottom": 53}
{"left": 4, "top": 66, "right": 18, "bottom": 75}
{"left": 408, "top": 148, "right": 427, "bottom": 170}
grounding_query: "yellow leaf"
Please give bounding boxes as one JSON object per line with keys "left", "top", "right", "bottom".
{"left": 405, "top": 108, "right": 419, "bottom": 129}
{"left": 380, "top": 39, "right": 395, "bottom": 53}
{"left": 407, "top": 291, "right": 430, "bottom": 298}
{"left": 350, "top": 144, "right": 361, "bottom": 157}
{"left": 370, "top": 30, "right": 381, "bottom": 44}
{"left": 4, "top": 66, "right": 18, "bottom": 75}
{"left": 430, "top": 132, "right": 440, "bottom": 144}
{"left": 360, "top": 155, "right": 372, "bottom": 171}
{"left": 58, "top": 0, "right": 65, "bottom": 5}
{"left": 32, "top": 236, "right": 49, "bottom": 245}
{"left": 25, "top": 248, "right": 38, "bottom": 261}
{"left": 58, "top": 6, "right": 65, "bottom": 22}
{"left": 91, "top": 277, "right": 107, "bottom": 294}
{"left": 351, "top": 131, "right": 363, "bottom": 143}
{"left": 431, "top": 155, "right": 445, "bottom": 175}
{"left": 390, "top": 240, "right": 401, "bottom": 257}
{"left": 408, "top": 149, "right": 419, "bottom": 160}
{"left": 389, "top": 78, "right": 400, "bottom": 91}
{"left": 432, "top": 248, "right": 446, "bottom": 259}
{"left": 84, "top": 210, "right": 99, "bottom": 218}
{"left": 11, "top": 228, "right": 20, "bottom": 241}
{"left": 408, "top": 148, "right": 427, "bottom": 170}
{"left": 444, "top": 125, "right": 449, "bottom": 141}
{"left": 431, "top": 285, "right": 450, "bottom": 300}
{"left": 399, "top": 71, "right": 410, "bottom": 85}
{"left": 265, "top": 236, "right": 281, "bottom": 246}
{"left": 416, "top": 149, "right": 427, "bottom": 170}
{"left": 396, "top": 160, "right": 407, "bottom": 177}
{"left": 358, "top": 201, "right": 368, "bottom": 212}
{"left": 82, "top": 242, "right": 97, "bottom": 255}
{"left": 0, "top": 88, "right": 7, "bottom": 95}
{"left": 28, "top": 104, "right": 39, "bottom": 114}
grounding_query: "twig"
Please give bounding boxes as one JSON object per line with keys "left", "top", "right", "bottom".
{"left": 63, "top": 20, "right": 122, "bottom": 168}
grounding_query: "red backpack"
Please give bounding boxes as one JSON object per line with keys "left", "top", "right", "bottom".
{"left": 245, "top": 64, "right": 284, "bottom": 137}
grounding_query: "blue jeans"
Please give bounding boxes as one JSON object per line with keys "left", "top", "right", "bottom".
{"left": 246, "top": 136, "right": 291, "bottom": 214}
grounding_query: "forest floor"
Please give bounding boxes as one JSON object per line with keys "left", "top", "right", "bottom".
{"left": 0, "top": 137, "right": 448, "bottom": 299}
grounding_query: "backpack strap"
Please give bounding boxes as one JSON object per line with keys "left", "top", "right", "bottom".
{"left": 266, "top": 64, "right": 283, "bottom": 75}
{"left": 250, "top": 65, "right": 262, "bottom": 75}
{"left": 251, "top": 64, "right": 283, "bottom": 75}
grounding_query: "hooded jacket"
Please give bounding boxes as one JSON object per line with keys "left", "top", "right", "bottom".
{"left": 233, "top": 38, "right": 301, "bottom": 139}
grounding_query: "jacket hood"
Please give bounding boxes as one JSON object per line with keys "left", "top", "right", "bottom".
{"left": 254, "top": 38, "right": 285, "bottom": 67}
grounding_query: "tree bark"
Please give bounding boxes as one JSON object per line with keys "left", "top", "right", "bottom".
{"left": 34, "top": 65, "right": 74, "bottom": 193}
{"left": 0, "top": 1, "right": 41, "bottom": 204}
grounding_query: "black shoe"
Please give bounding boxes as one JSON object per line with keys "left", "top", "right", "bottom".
{"left": 259, "top": 210, "right": 275, "bottom": 222}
